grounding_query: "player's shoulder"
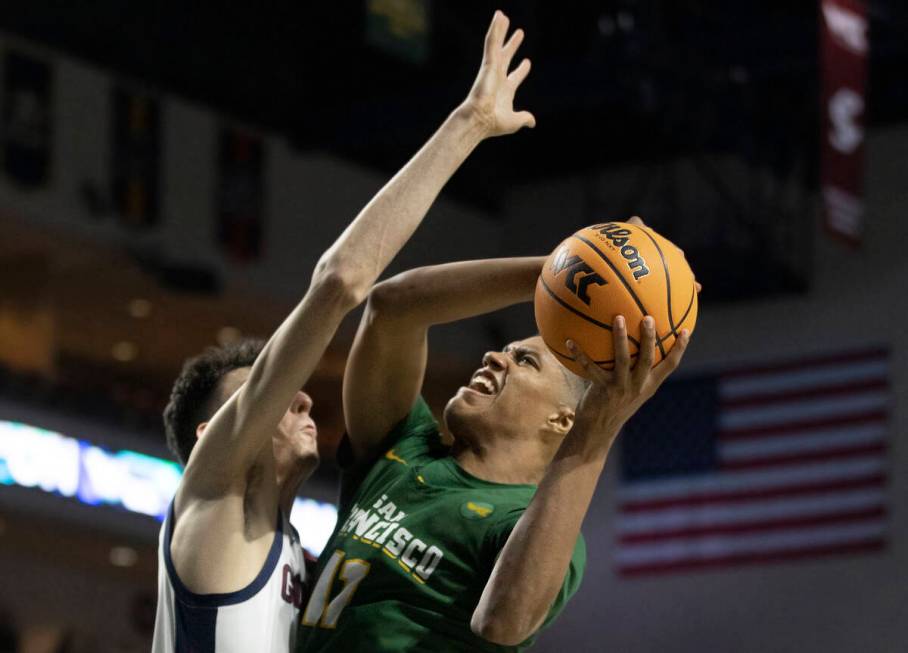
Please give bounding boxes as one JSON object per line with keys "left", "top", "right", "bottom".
{"left": 394, "top": 395, "right": 440, "bottom": 438}
{"left": 380, "top": 397, "right": 446, "bottom": 459}
{"left": 482, "top": 501, "right": 586, "bottom": 555}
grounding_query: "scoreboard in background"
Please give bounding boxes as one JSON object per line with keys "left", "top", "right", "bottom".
{"left": 0, "top": 419, "right": 337, "bottom": 554}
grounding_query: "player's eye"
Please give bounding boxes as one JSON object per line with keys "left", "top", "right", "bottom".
{"left": 518, "top": 353, "right": 539, "bottom": 369}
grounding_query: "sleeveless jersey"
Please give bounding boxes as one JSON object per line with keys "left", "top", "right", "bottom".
{"left": 152, "top": 501, "right": 309, "bottom": 653}
{"left": 297, "top": 397, "right": 586, "bottom": 653}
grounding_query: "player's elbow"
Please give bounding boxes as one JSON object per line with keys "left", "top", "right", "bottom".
{"left": 470, "top": 609, "right": 536, "bottom": 647}
{"left": 365, "top": 276, "right": 412, "bottom": 318}
{"left": 311, "top": 260, "right": 368, "bottom": 310}
{"left": 367, "top": 267, "right": 436, "bottom": 317}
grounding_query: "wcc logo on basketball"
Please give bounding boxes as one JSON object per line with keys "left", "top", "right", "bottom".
{"left": 550, "top": 246, "right": 607, "bottom": 306}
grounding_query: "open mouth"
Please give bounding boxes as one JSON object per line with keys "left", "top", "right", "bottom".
{"left": 467, "top": 370, "right": 499, "bottom": 396}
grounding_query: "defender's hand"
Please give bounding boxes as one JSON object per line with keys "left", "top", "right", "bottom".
{"left": 566, "top": 315, "right": 690, "bottom": 446}
{"left": 461, "top": 10, "right": 535, "bottom": 138}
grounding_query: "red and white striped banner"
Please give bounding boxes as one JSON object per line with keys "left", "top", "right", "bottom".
{"left": 819, "top": 0, "right": 869, "bottom": 245}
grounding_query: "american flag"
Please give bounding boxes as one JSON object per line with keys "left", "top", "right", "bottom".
{"left": 614, "top": 347, "right": 891, "bottom": 577}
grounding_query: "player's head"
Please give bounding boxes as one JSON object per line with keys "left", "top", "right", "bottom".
{"left": 443, "top": 334, "right": 588, "bottom": 456}
{"left": 163, "top": 339, "right": 319, "bottom": 479}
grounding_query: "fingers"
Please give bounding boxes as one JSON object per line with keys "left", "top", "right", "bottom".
{"left": 612, "top": 315, "right": 630, "bottom": 387}
{"left": 507, "top": 57, "right": 532, "bottom": 87}
{"left": 651, "top": 329, "right": 690, "bottom": 386}
{"left": 633, "top": 316, "right": 656, "bottom": 385}
{"left": 502, "top": 28, "right": 524, "bottom": 67}
{"left": 483, "top": 14, "right": 497, "bottom": 57}
{"left": 496, "top": 11, "right": 510, "bottom": 46}
{"left": 566, "top": 339, "right": 611, "bottom": 386}
{"left": 486, "top": 12, "right": 529, "bottom": 74}
{"left": 514, "top": 110, "right": 536, "bottom": 129}
{"left": 695, "top": 281, "right": 703, "bottom": 293}
{"left": 484, "top": 11, "right": 502, "bottom": 58}
{"left": 484, "top": 11, "right": 509, "bottom": 58}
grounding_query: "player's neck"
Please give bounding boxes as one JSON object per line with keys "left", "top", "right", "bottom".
{"left": 452, "top": 440, "right": 547, "bottom": 486}
{"left": 278, "top": 480, "right": 299, "bottom": 515}
{"left": 276, "top": 461, "right": 316, "bottom": 515}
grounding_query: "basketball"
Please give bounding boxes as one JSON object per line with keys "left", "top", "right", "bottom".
{"left": 534, "top": 221, "right": 698, "bottom": 378}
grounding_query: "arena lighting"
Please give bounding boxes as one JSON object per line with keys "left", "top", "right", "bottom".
{"left": 0, "top": 420, "right": 338, "bottom": 554}
{"left": 111, "top": 341, "right": 139, "bottom": 362}
{"left": 128, "top": 298, "right": 153, "bottom": 318}
{"left": 216, "top": 325, "right": 243, "bottom": 346}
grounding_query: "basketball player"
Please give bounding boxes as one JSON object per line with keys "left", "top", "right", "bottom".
{"left": 151, "top": 11, "right": 536, "bottom": 652}
{"left": 297, "top": 245, "right": 691, "bottom": 649}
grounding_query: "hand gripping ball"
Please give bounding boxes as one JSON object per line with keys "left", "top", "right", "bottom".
{"left": 534, "top": 221, "right": 698, "bottom": 378}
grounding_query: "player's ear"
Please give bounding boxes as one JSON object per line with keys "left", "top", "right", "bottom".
{"left": 196, "top": 421, "right": 209, "bottom": 440}
{"left": 546, "top": 405, "right": 574, "bottom": 435}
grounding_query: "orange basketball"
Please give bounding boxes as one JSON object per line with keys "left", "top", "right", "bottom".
{"left": 534, "top": 221, "right": 698, "bottom": 378}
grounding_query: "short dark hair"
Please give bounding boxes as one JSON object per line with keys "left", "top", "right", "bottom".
{"left": 163, "top": 339, "right": 265, "bottom": 464}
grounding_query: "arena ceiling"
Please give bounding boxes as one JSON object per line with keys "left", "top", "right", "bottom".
{"left": 2, "top": 1, "right": 906, "bottom": 204}
{"left": 2, "top": 1, "right": 907, "bottom": 302}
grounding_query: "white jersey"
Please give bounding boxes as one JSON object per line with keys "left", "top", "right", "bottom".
{"left": 152, "top": 502, "right": 309, "bottom": 653}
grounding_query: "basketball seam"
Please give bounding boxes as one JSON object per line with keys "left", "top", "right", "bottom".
{"left": 656, "top": 279, "right": 697, "bottom": 345}
{"left": 638, "top": 226, "right": 675, "bottom": 335}
{"left": 539, "top": 277, "right": 642, "bottom": 348}
{"left": 571, "top": 233, "right": 665, "bottom": 359}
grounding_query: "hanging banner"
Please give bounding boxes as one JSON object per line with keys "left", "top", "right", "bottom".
{"left": 111, "top": 86, "right": 161, "bottom": 228}
{"left": 2, "top": 51, "right": 53, "bottom": 187}
{"left": 216, "top": 127, "right": 264, "bottom": 262}
{"left": 819, "top": 0, "right": 869, "bottom": 245}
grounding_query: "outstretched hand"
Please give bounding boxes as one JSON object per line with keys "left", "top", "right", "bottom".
{"left": 566, "top": 315, "right": 690, "bottom": 446}
{"left": 462, "top": 10, "right": 536, "bottom": 138}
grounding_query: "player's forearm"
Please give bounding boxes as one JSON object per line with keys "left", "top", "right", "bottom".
{"left": 472, "top": 425, "right": 615, "bottom": 645}
{"left": 368, "top": 256, "right": 546, "bottom": 327}
{"left": 187, "top": 280, "right": 352, "bottom": 482}
{"left": 239, "top": 280, "right": 351, "bottom": 415}
{"left": 315, "top": 105, "right": 488, "bottom": 301}
{"left": 202, "top": 110, "right": 488, "bottom": 466}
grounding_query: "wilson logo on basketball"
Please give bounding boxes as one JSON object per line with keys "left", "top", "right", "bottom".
{"left": 593, "top": 223, "right": 651, "bottom": 280}
{"left": 550, "top": 246, "right": 607, "bottom": 306}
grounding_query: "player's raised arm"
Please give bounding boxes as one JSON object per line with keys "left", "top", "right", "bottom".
{"left": 471, "top": 320, "right": 690, "bottom": 645}
{"left": 343, "top": 256, "right": 545, "bottom": 462}
{"left": 179, "top": 9, "right": 535, "bottom": 500}
{"left": 338, "top": 11, "right": 536, "bottom": 462}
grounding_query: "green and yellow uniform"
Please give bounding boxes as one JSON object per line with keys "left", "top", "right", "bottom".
{"left": 297, "top": 397, "right": 586, "bottom": 652}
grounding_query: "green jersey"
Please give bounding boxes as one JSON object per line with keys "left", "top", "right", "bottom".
{"left": 297, "top": 397, "right": 586, "bottom": 653}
